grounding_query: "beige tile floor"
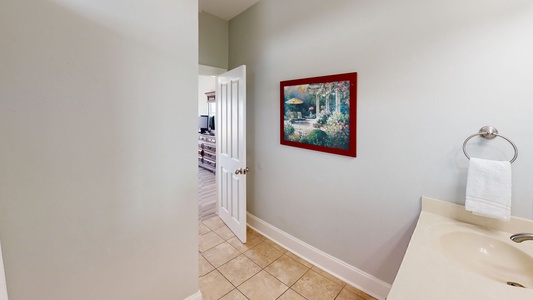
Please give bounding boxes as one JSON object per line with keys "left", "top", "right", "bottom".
{"left": 199, "top": 216, "right": 378, "bottom": 300}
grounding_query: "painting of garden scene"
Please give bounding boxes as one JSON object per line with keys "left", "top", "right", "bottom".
{"left": 280, "top": 72, "right": 357, "bottom": 157}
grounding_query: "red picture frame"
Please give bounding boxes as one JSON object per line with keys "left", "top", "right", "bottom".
{"left": 280, "top": 72, "right": 357, "bottom": 157}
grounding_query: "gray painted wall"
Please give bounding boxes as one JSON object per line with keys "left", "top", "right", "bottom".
{"left": 0, "top": 0, "right": 199, "bottom": 299}
{"left": 229, "top": 0, "right": 533, "bottom": 284}
{"left": 199, "top": 12, "right": 229, "bottom": 69}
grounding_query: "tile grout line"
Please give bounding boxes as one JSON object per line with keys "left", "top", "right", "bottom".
{"left": 218, "top": 242, "right": 302, "bottom": 300}
{"left": 200, "top": 218, "right": 372, "bottom": 300}
{"left": 205, "top": 228, "right": 293, "bottom": 299}
{"left": 201, "top": 222, "right": 265, "bottom": 300}
{"left": 198, "top": 170, "right": 345, "bottom": 299}
{"left": 214, "top": 236, "right": 310, "bottom": 300}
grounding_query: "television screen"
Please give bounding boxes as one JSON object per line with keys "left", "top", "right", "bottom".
{"left": 209, "top": 116, "right": 215, "bottom": 131}
{"left": 198, "top": 115, "right": 208, "bottom": 133}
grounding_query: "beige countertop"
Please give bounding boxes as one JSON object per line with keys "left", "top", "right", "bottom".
{"left": 387, "top": 196, "right": 533, "bottom": 300}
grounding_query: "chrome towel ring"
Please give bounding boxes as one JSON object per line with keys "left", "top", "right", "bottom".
{"left": 463, "top": 126, "right": 518, "bottom": 163}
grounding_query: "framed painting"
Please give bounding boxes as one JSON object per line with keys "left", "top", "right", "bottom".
{"left": 280, "top": 72, "right": 357, "bottom": 157}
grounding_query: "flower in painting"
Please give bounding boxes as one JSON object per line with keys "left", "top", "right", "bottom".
{"left": 324, "top": 111, "right": 350, "bottom": 150}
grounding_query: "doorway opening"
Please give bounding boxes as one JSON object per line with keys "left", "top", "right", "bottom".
{"left": 197, "top": 64, "right": 248, "bottom": 243}
{"left": 198, "top": 65, "right": 226, "bottom": 221}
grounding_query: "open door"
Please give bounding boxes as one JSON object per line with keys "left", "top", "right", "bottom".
{"left": 216, "top": 65, "right": 247, "bottom": 243}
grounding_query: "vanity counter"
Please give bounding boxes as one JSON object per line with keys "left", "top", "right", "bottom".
{"left": 387, "top": 196, "right": 533, "bottom": 300}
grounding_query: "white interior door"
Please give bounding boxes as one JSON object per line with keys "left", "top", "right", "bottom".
{"left": 216, "top": 65, "right": 247, "bottom": 243}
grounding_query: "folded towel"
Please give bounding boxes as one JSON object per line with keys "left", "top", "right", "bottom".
{"left": 465, "top": 157, "right": 512, "bottom": 221}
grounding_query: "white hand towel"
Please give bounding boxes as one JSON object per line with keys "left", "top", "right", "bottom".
{"left": 465, "top": 157, "right": 512, "bottom": 221}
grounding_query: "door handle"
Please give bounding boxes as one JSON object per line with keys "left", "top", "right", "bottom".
{"left": 235, "top": 167, "right": 250, "bottom": 175}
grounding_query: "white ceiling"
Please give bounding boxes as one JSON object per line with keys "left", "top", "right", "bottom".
{"left": 199, "top": 0, "right": 260, "bottom": 21}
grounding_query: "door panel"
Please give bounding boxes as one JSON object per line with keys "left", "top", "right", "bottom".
{"left": 216, "top": 65, "right": 247, "bottom": 243}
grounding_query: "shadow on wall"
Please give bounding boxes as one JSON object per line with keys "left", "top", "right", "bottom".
{"left": 360, "top": 215, "right": 419, "bottom": 282}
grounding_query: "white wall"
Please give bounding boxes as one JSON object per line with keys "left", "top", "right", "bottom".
{"left": 199, "top": 12, "right": 229, "bottom": 69}
{"left": 0, "top": 0, "right": 199, "bottom": 299}
{"left": 229, "top": 0, "right": 533, "bottom": 285}
{"left": 199, "top": 75, "right": 216, "bottom": 116}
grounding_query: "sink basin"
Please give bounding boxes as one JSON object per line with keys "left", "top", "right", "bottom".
{"left": 440, "top": 230, "right": 533, "bottom": 288}
{"left": 388, "top": 198, "right": 533, "bottom": 300}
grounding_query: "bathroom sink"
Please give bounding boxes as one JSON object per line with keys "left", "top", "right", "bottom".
{"left": 439, "top": 230, "right": 533, "bottom": 288}
{"left": 388, "top": 198, "right": 533, "bottom": 300}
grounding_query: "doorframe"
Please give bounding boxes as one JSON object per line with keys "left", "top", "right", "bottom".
{"left": 197, "top": 64, "right": 227, "bottom": 215}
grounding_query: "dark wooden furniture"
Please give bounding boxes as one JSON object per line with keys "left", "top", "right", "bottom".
{"left": 198, "top": 134, "right": 216, "bottom": 173}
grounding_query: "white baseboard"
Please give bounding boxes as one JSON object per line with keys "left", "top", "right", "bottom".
{"left": 183, "top": 290, "right": 202, "bottom": 300}
{"left": 247, "top": 213, "right": 391, "bottom": 300}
